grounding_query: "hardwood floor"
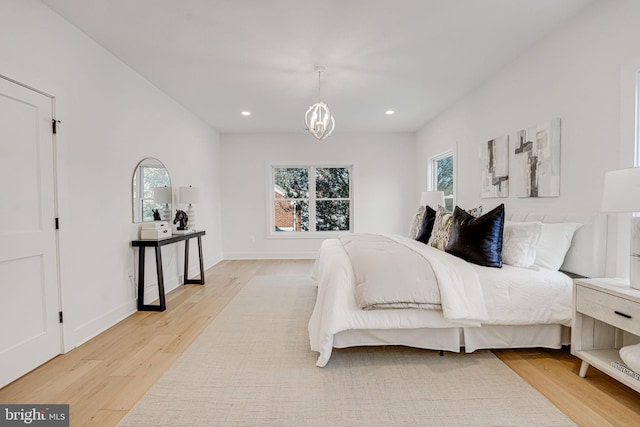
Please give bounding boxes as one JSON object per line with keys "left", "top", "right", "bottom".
{"left": 1, "top": 259, "right": 639, "bottom": 426}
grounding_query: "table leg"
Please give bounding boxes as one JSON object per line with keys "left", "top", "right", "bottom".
{"left": 184, "top": 238, "right": 190, "bottom": 283}
{"left": 137, "top": 246, "right": 166, "bottom": 312}
{"left": 579, "top": 360, "right": 589, "bottom": 378}
{"left": 184, "top": 236, "right": 205, "bottom": 285}
{"left": 197, "top": 235, "right": 205, "bottom": 285}
{"left": 155, "top": 247, "right": 166, "bottom": 311}
{"left": 137, "top": 247, "right": 146, "bottom": 311}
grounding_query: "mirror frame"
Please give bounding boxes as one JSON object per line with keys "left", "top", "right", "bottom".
{"left": 132, "top": 157, "right": 172, "bottom": 223}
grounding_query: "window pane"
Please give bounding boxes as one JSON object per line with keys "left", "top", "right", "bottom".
{"left": 316, "top": 200, "right": 350, "bottom": 231}
{"left": 436, "top": 155, "right": 453, "bottom": 198}
{"left": 316, "top": 167, "right": 350, "bottom": 198}
{"left": 274, "top": 168, "right": 309, "bottom": 199}
{"left": 444, "top": 197, "right": 453, "bottom": 212}
{"left": 274, "top": 200, "right": 309, "bottom": 232}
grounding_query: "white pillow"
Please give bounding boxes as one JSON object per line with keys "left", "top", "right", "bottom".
{"left": 502, "top": 221, "right": 542, "bottom": 267}
{"left": 534, "top": 222, "right": 582, "bottom": 271}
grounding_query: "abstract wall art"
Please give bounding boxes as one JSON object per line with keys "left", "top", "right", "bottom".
{"left": 513, "top": 118, "right": 561, "bottom": 198}
{"left": 480, "top": 135, "right": 509, "bottom": 198}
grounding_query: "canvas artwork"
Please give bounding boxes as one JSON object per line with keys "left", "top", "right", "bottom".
{"left": 513, "top": 118, "right": 561, "bottom": 198}
{"left": 480, "top": 135, "right": 509, "bottom": 198}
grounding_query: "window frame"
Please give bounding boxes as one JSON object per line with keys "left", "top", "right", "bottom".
{"left": 268, "top": 163, "right": 354, "bottom": 239}
{"left": 429, "top": 150, "right": 455, "bottom": 211}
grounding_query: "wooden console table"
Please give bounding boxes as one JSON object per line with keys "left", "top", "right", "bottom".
{"left": 131, "top": 230, "right": 205, "bottom": 311}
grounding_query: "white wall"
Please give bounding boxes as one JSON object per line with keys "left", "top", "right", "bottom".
{"left": 415, "top": 0, "right": 640, "bottom": 277}
{"left": 0, "top": 0, "right": 223, "bottom": 350}
{"left": 221, "top": 132, "right": 416, "bottom": 258}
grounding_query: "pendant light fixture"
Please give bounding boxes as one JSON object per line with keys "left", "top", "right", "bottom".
{"left": 304, "top": 65, "right": 335, "bottom": 140}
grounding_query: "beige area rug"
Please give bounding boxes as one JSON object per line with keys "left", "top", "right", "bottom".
{"left": 118, "top": 276, "right": 575, "bottom": 427}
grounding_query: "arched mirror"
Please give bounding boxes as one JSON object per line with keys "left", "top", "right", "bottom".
{"left": 132, "top": 157, "right": 172, "bottom": 223}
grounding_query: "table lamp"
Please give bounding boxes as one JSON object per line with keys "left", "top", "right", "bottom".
{"left": 179, "top": 185, "right": 200, "bottom": 231}
{"left": 602, "top": 167, "right": 640, "bottom": 289}
{"left": 420, "top": 191, "right": 445, "bottom": 209}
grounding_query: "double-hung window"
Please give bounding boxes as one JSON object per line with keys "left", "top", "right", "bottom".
{"left": 271, "top": 165, "right": 352, "bottom": 236}
{"left": 430, "top": 151, "right": 455, "bottom": 211}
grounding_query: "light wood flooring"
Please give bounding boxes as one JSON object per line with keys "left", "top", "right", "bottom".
{"left": 1, "top": 259, "right": 639, "bottom": 426}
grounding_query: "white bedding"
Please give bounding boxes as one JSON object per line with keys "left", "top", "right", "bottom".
{"left": 308, "top": 234, "right": 573, "bottom": 367}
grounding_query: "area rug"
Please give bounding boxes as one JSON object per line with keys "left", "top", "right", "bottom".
{"left": 118, "top": 275, "right": 575, "bottom": 426}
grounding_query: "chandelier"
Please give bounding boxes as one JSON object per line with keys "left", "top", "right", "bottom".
{"left": 304, "top": 65, "right": 335, "bottom": 140}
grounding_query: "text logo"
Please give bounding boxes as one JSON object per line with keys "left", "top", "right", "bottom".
{"left": 0, "top": 405, "right": 69, "bottom": 426}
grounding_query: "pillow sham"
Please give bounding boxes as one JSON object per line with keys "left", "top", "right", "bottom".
{"left": 534, "top": 222, "right": 582, "bottom": 271}
{"left": 428, "top": 205, "right": 483, "bottom": 251}
{"left": 427, "top": 206, "right": 454, "bottom": 250}
{"left": 501, "top": 221, "right": 543, "bottom": 267}
{"left": 445, "top": 204, "right": 505, "bottom": 268}
{"left": 408, "top": 206, "right": 426, "bottom": 238}
{"left": 415, "top": 206, "right": 437, "bottom": 244}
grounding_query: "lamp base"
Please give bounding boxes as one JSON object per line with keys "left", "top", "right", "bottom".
{"left": 186, "top": 204, "right": 196, "bottom": 231}
{"left": 630, "top": 216, "right": 640, "bottom": 290}
{"left": 162, "top": 204, "right": 171, "bottom": 222}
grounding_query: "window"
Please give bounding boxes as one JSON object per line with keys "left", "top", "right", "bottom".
{"left": 430, "top": 151, "right": 454, "bottom": 211}
{"left": 271, "top": 165, "right": 352, "bottom": 235}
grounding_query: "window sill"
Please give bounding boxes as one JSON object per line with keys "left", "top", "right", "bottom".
{"left": 267, "top": 230, "right": 353, "bottom": 240}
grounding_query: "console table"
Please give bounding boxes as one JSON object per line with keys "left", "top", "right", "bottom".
{"left": 131, "top": 230, "right": 205, "bottom": 311}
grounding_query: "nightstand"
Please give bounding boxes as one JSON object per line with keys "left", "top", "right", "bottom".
{"left": 572, "top": 278, "right": 640, "bottom": 393}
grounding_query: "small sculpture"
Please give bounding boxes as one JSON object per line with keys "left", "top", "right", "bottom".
{"left": 173, "top": 209, "right": 189, "bottom": 230}
{"left": 152, "top": 209, "right": 161, "bottom": 221}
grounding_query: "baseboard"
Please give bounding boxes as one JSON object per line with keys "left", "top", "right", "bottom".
{"left": 223, "top": 252, "right": 316, "bottom": 260}
{"left": 72, "top": 300, "right": 136, "bottom": 350}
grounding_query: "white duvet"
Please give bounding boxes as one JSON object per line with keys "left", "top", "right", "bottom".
{"left": 308, "top": 234, "right": 573, "bottom": 367}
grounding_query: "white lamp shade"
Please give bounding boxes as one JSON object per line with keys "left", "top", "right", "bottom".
{"left": 153, "top": 186, "right": 172, "bottom": 204}
{"left": 602, "top": 168, "right": 640, "bottom": 212}
{"left": 179, "top": 186, "right": 201, "bottom": 204}
{"left": 420, "top": 191, "right": 445, "bottom": 208}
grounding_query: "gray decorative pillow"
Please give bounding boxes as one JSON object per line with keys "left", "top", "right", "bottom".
{"left": 428, "top": 205, "right": 483, "bottom": 250}
{"left": 408, "top": 206, "right": 426, "bottom": 238}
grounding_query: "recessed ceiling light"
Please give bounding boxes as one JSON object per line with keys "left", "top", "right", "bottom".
{"left": 241, "top": 111, "right": 251, "bottom": 116}
{"left": 385, "top": 110, "right": 395, "bottom": 115}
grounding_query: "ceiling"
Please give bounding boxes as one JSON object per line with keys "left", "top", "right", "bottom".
{"left": 40, "top": 0, "right": 594, "bottom": 134}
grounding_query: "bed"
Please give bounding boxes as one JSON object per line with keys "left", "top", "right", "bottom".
{"left": 308, "top": 209, "right": 607, "bottom": 367}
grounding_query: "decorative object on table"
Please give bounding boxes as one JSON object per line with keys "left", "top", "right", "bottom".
{"left": 153, "top": 185, "right": 172, "bottom": 221}
{"left": 602, "top": 166, "right": 640, "bottom": 289}
{"left": 179, "top": 185, "right": 200, "bottom": 231}
{"left": 481, "top": 135, "right": 509, "bottom": 198}
{"left": 513, "top": 117, "right": 561, "bottom": 198}
{"left": 152, "top": 209, "right": 161, "bottom": 221}
{"left": 304, "top": 65, "right": 335, "bottom": 141}
{"left": 139, "top": 220, "right": 171, "bottom": 239}
{"left": 173, "top": 209, "right": 189, "bottom": 232}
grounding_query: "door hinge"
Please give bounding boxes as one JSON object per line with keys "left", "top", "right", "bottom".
{"left": 52, "top": 119, "right": 61, "bottom": 134}
{"left": 55, "top": 217, "right": 60, "bottom": 230}
{"left": 59, "top": 311, "right": 63, "bottom": 323}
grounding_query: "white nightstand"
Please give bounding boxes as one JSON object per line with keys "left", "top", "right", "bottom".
{"left": 572, "top": 278, "right": 640, "bottom": 393}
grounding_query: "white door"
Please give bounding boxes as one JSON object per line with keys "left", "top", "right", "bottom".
{"left": 0, "top": 77, "right": 61, "bottom": 387}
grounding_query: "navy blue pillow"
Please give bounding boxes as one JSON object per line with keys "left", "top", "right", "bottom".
{"left": 415, "top": 206, "right": 437, "bottom": 244}
{"left": 445, "top": 204, "right": 505, "bottom": 268}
